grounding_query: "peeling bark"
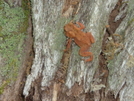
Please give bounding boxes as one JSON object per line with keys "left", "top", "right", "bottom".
{"left": 1, "top": 0, "right": 134, "bottom": 101}
{"left": 23, "top": 0, "right": 134, "bottom": 101}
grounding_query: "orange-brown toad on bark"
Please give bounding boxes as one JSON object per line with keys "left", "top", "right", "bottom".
{"left": 64, "top": 22, "right": 95, "bottom": 62}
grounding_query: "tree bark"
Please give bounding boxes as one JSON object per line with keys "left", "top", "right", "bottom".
{"left": 1, "top": 0, "right": 134, "bottom": 101}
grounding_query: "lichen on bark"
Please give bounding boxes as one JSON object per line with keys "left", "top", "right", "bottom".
{"left": 0, "top": 0, "right": 30, "bottom": 94}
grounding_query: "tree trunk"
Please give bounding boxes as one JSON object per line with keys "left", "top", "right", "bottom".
{"left": 1, "top": 0, "right": 134, "bottom": 101}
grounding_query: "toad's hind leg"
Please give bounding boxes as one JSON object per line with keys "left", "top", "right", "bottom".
{"left": 79, "top": 47, "right": 93, "bottom": 62}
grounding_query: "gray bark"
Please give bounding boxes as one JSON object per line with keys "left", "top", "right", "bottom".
{"left": 0, "top": 0, "right": 134, "bottom": 101}
{"left": 23, "top": 0, "right": 134, "bottom": 101}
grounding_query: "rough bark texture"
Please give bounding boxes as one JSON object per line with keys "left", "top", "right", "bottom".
{"left": 0, "top": 0, "right": 134, "bottom": 101}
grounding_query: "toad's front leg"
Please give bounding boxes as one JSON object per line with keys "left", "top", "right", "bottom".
{"left": 79, "top": 46, "right": 93, "bottom": 62}
{"left": 64, "top": 38, "right": 72, "bottom": 52}
{"left": 76, "top": 22, "right": 85, "bottom": 30}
